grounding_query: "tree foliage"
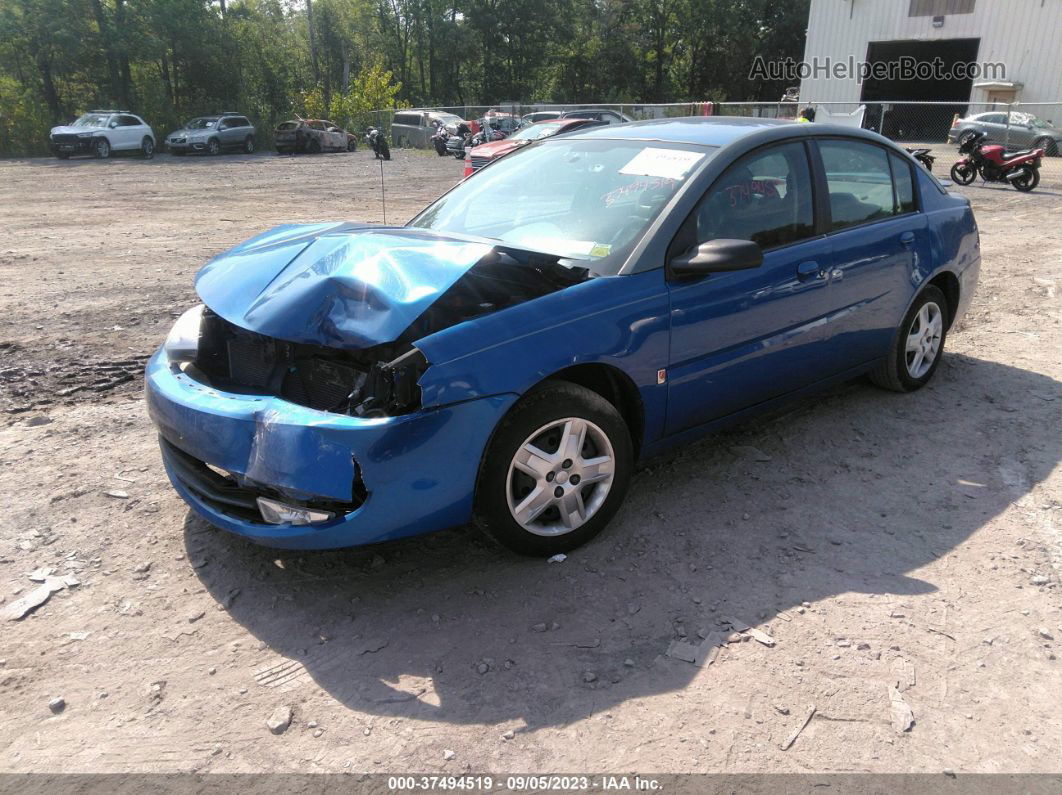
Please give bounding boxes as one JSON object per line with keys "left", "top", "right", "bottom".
{"left": 0, "top": 0, "right": 809, "bottom": 154}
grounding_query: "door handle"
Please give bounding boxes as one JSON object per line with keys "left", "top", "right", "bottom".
{"left": 796, "top": 261, "right": 824, "bottom": 282}
{"left": 900, "top": 231, "right": 916, "bottom": 247}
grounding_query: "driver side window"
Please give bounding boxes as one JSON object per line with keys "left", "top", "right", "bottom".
{"left": 691, "top": 141, "right": 815, "bottom": 251}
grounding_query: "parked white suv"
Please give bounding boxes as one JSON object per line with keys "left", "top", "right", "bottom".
{"left": 49, "top": 110, "right": 156, "bottom": 160}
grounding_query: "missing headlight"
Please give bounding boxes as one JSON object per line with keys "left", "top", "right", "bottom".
{"left": 350, "top": 348, "right": 428, "bottom": 417}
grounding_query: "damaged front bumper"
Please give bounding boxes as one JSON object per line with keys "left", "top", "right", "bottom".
{"left": 145, "top": 348, "right": 517, "bottom": 549}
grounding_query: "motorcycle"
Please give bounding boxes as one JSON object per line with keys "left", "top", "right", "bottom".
{"left": 365, "top": 126, "right": 391, "bottom": 161}
{"left": 430, "top": 121, "right": 449, "bottom": 156}
{"left": 447, "top": 121, "right": 474, "bottom": 159}
{"left": 905, "top": 147, "right": 934, "bottom": 172}
{"left": 949, "top": 130, "right": 1042, "bottom": 192}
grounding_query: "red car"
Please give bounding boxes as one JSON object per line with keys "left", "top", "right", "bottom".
{"left": 468, "top": 118, "right": 607, "bottom": 172}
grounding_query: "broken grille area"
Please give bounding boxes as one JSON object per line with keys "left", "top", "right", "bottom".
{"left": 192, "top": 308, "right": 379, "bottom": 412}
{"left": 160, "top": 437, "right": 366, "bottom": 523}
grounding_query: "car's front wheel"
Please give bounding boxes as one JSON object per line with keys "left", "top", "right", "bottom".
{"left": 94, "top": 138, "right": 111, "bottom": 159}
{"left": 870, "top": 285, "right": 949, "bottom": 392}
{"left": 207, "top": 138, "right": 221, "bottom": 155}
{"left": 476, "top": 381, "right": 633, "bottom": 556}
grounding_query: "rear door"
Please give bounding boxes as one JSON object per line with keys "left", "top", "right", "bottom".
{"left": 115, "top": 115, "right": 141, "bottom": 149}
{"left": 812, "top": 139, "right": 927, "bottom": 371}
{"left": 665, "top": 140, "right": 832, "bottom": 434}
{"left": 219, "top": 117, "right": 242, "bottom": 146}
{"left": 978, "top": 113, "right": 1007, "bottom": 144}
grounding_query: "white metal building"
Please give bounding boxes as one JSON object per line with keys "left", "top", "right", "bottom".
{"left": 799, "top": 0, "right": 1062, "bottom": 106}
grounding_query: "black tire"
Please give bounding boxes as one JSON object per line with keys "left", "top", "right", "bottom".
{"left": 94, "top": 138, "right": 111, "bottom": 159}
{"left": 307, "top": 138, "right": 321, "bottom": 154}
{"left": 950, "top": 162, "right": 976, "bottom": 185}
{"left": 869, "top": 285, "right": 949, "bottom": 393}
{"left": 346, "top": 137, "right": 357, "bottom": 152}
{"left": 206, "top": 138, "right": 221, "bottom": 155}
{"left": 475, "top": 381, "right": 633, "bottom": 556}
{"left": 1034, "top": 136, "right": 1058, "bottom": 157}
{"left": 141, "top": 137, "right": 155, "bottom": 159}
{"left": 1012, "top": 167, "right": 1039, "bottom": 192}
{"left": 244, "top": 135, "right": 256, "bottom": 154}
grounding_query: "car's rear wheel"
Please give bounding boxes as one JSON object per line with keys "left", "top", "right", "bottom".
{"left": 346, "top": 137, "right": 357, "bottom": 152}
{"left": 94, "top": 138, "right": 111, "bottom": 159}
{"left": 307, "top": 138, "right": 321, "bottom": 154}
{"left": 476, "top": 381, "right": 633, "bottom": 556}
{"left": 870, "top": 285, "right": 949, "bottom": 392}
{"left": 141, "top": 136, "right": 155, "bottom": 159}
{"left": 1034, "top": 136, "right": 1058, "bottom": 157}
{"left": 244, "top": 135, "right": 256, "bottom": 154}
{"left": 207, "top": 138, "right": 221, "bottom": 156}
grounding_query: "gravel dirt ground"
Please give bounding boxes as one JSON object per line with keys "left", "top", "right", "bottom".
{"left": 0, "top": 149, "right": 1060, "bottom": 774}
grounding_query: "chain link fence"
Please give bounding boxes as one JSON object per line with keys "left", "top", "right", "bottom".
{"left": 373, "top": 100, "right": 1062, "bottom": 188}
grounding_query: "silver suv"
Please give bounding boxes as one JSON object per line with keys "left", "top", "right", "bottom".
{"left": 49, "top": 111, "right": 156, "bottom": 159}
{"left": 166, "top": 114, "right": 256, "bottom": 156}
{"left": 391, "top": 109, "right": 465, "bottom": 148}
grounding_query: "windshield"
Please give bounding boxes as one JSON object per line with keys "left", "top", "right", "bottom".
{"left": 511, "top": 122, "right": 566, "bottom": 141}
{"left": 185, "top": 117, "right": 218, "bottom": 129}
{"left": 73, "top": 114, "right": 111, "bottom": 128}
{"left": 409, "top": 138, "right": 715, "bottom": 274}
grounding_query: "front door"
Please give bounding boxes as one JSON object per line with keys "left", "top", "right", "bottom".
{"left": 666, "top": 140, "right": 832, "bottom": 435}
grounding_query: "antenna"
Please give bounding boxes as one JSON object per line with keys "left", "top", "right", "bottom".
{"left": 379, "top": 156, "right": 387, "bottom": 225}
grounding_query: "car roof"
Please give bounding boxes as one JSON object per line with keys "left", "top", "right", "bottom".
{"left": 532, "top": 118, "right": 587, "bottom": 127}
{"left": 560, "top": 115, "right": 908, "bottom": 148}
{"left": 562, "top": 116, "right": 792, "bottom": 145}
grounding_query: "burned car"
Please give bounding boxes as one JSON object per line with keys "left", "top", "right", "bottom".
{"left": 274, "top": 119, "right": 357, "bottom": 154}
{"left": 147, "top": 118, "right": 979, "bottom": 555}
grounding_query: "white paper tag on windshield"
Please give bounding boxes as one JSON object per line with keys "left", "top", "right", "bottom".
{"left": 620, "top": 147, "right": 704, "bottom": 180}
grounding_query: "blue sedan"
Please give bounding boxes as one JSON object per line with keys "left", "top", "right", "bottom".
{"left": 146, "top": 117, "right": 980, "bottom": 555}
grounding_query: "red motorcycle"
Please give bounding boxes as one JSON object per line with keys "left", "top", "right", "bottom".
{"left": 950, "top": 130, "right": 1043, "bottom": 192}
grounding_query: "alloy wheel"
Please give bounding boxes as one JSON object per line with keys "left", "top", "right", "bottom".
{"left": 506, "top": 417, "right": 616, "bottom": 537}
{"left": 905, "top": 301, "right": 943, "bottom": 379}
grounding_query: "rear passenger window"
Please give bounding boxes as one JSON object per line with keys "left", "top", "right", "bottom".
{"left": 692, "top": 141, "right": 815, "bottom": 250}
{"left": 819, "top": 140, "right": 898, "bottom": 231}
{"left": 889, "top": 152, "right": 916, "bottom": 214}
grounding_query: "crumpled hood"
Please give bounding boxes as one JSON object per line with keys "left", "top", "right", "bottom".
{"left": 51, "top": 125, "right": 96, "bottom": 136}
{"left": 195, "top": 223, "right": 494, "bottom": 350}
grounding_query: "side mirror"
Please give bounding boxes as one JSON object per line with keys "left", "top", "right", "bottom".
{"left": 668, "top": 239, "right": 763, "bottom": 278}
